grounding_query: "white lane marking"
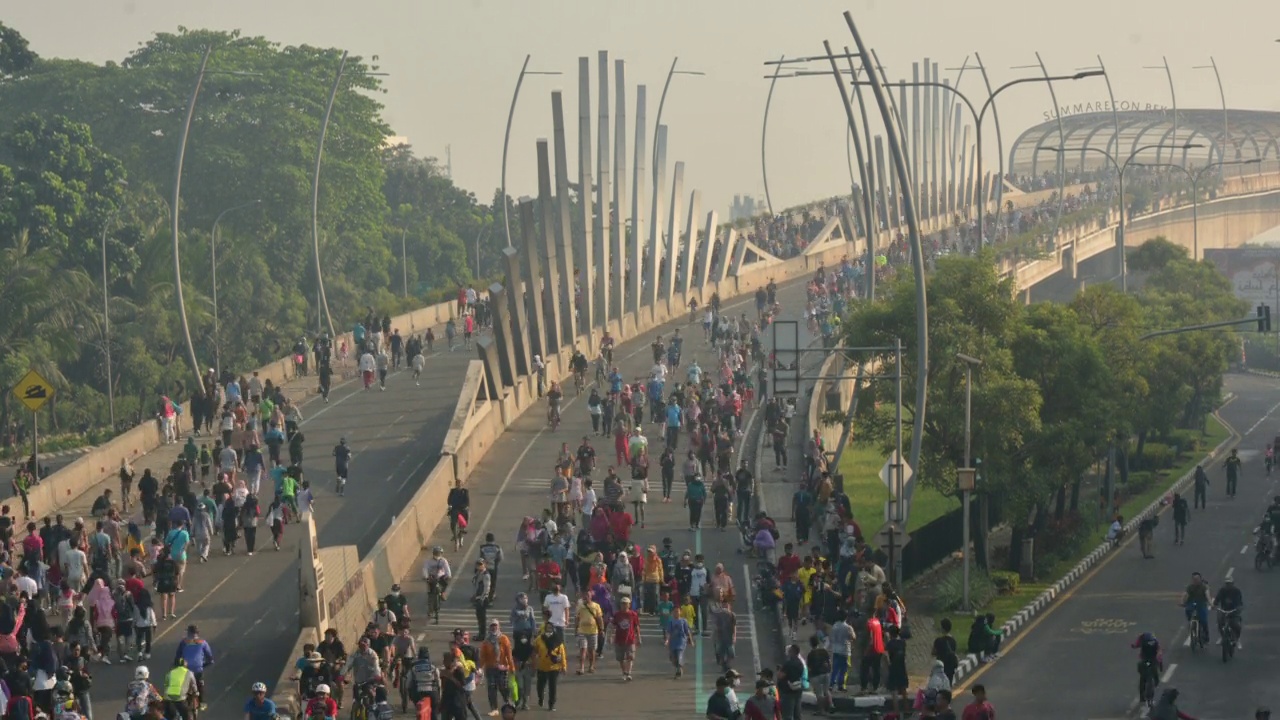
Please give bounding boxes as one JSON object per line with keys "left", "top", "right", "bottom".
{"left": 1160, "top": 663, "right": 1177, "bottom": 683}
{"left": 151, "top": 557, "right": 254, "bottom": 643}
{"left": 742, "top": 564, "right": 762, "bottom": 676}
{"left": 1244, "top": 400, "right": 1280, "bottom": 436}
{"left": 1242, "top": 544, "right": 1250, "bottom": 554}
{"left": 1226, "top": 566, "right": 1235, "bottom": 582}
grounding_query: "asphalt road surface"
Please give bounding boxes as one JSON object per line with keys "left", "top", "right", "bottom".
{"left": 955, "top": 372, "right": 1280, "bottom": 719}
{"left": 75, "top": 343, "right": 474, "bottom": 720}
{"left": 397, "top": 280, "right": 819, "bottom": 720}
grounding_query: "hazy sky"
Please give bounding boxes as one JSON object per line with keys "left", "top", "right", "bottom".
{"left": 9, "top": 0, "right": 1280, "bottom": 215}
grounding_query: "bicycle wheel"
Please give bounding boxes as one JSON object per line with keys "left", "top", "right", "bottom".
{"left": 1190, "top": 620, "right": 1201, "bottom": 653}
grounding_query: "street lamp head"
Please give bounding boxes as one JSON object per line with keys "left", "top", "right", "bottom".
{"left": 1072, "top": 69, "right": 1106, "bottom": 80}
{"left": 956, "top": 353, "right": 983, "bottom": 366}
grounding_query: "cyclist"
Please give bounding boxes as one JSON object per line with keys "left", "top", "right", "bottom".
{"left": 593, "top": 351, "right": 608, "bottom": 388}
{"left": 570, "top": 349, "right": 590, "bottom": 393}
{"left": 333, "top": 438, "right": 352, "bottom": 497}
{"left": 423, "top": 547, "right": 452, "bottom": 614}
{"left": 447, "top": 479, "right": 470, "bottom": 544}
{"left": 245, "top": 682, "right": 277, "bottom": 720}
{"left": 406, "top": 647, "right": 440, "bottom": 716}
{"left": 304, "top": 684, "right": 338, "bottom": 720}
{"left": 384, "top": 584, "right": 410, "bottom": 626}
{"left": 1181, "top": 572, "right": 1211, "bottom": 645}
{"left": 1262, "top": 497, "right": 1280, "bottom": 537}
{"left": 600, "top": 331, "right": 615, "bottom": 366}
{"left": 343, "top": 637, "right": 383, "bottom": 709}
{"left": 389, "top": 626, "right": 417, "bottom": 694}
{"left": 547, "top": 381, "right": 564, "bottom": 428}
{"left": 1212, "top": 577, "right": 1244, "bottom": 641}
{"left": 1130, "top": 631, "right": 1162, "bottom": 702}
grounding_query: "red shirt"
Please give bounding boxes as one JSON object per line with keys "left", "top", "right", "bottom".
{"left": 961, "top": 700, "right": 994, "bottom": 720}
{"left": 612, "top": 609, "right": 639, "bottom": 646}
{"left": 610, "top": 512, "right": 633, "bottom": 543}
{"left": 776, "top": 553, "right": 801, "bottom": 582}
{"left": 536, "top": 560, "right": 561, "bottom": 591}
{"left": 21, "top": 534, "right": 42, "bottom": 559}
{"left": 125, "top": 576, "right": 146, "bottom": 601}
{"left": 864, "top": 617, "right": 884, "bottom": 655}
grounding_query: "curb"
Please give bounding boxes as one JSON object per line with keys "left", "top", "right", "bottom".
{"left": 948, "top": 400, "right": 1238, "bottom": 687}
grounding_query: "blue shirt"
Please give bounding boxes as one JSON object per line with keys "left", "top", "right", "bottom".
{"left": 244, "top": 698, "right": 277, "bottom": 720}
{"left": 609, "top": 373, "right": 623, "bottom": 394}
{"left": 648, "top": 379, "right": 664, "bottom": 403}
{"left": 165, "top": 528, "right": 190, "bottom": 563}
{"left": 177, "top": 637, "right": 214, "bottom": 673}
{"left": 271, "top": 466, "right": 287, "bottom": 494}
{"left": 665, "top": 405, "right": 683, "bottom": 428}
{"left": 668, "top": 618, "right": 692, "bottom": 651}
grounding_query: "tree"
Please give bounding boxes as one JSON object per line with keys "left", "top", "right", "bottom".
{"left": 0, "top": 22, "right": 36, "bottom": 77}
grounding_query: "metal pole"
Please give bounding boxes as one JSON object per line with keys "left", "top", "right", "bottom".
{"left": 894, "top": 337, "right": 905, "bottom": 589}
{"left": 841, "top": 19, "right": 930, "bottom": 500}
{"left": 101, "top": 210, "right": 117, "bottom": 429}
{"left": 172, "top": 45, "right": 213, "bottom": 390}
{"left": 312, "top": 51, "right": 345, "bottom": 342}
{"left": 962, "top": 362, "right": 973, "bottom": 610}
{"left": 501, "top": 55, "right": 531, "bottom": 250}
{"left": 761, "top": 54, "right": 786, "bottom": 217}
{"left": 652, "top": 58, "right": 679, "bottom": 177}
{"left": 1119, "top": 166, "right": 1127, "bottom": 293}
{"left": 211, "top": 222, "right": 219, "bottom": 378}
{"left": 402, "top": 228, "right": 409, "bottom": 297}
{"left": 973, "top": 53, "right": 1005, "bottom": 237}
{"left": 820, "top": 52, "right": 875, "bottom": 300}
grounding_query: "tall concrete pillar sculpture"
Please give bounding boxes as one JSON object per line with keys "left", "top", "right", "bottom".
{"left": 487, "top": 283, "right": 517, "bottom": 388}
{"left": 926, "top": 58, "right": 936, "bottom": 221}
{"left": 958, "top": 127, "right": 971, "bottom": 216}
{"left": 646, "top": 125, "right": 668, "bottom": 312}
{"left": 941, "top": 79, "right": 951, "bottom": 223}
{"left": 911, "top": 62, "right": 922, "bottom": 230}
{"left": 680, "top": 189, "right": 700, "bottom": 293}
{"left": 875, "top": 137, "right": 892, "bottom": 241}
{"left": 612, "top": 60, "right": 628, "bottom": 324}
{"left": 950, "top": 105, "right": 963, "bottom": 217}
{"left": 899, "top": 82, "right": 912, "bottom": 230}
{"left": 595, "top": 51, "right": 611, "bottom": 335}
{"left": 630, "top": 85, "right": 647, "bottom": 320}
{"left": 698, "top": 211, "right": 718, "bottom": 289}
{"left": 517, "top": 198, "right": 547, "bottom": 362}
{"left": 501, "top": 245, "right": 532, "bottom": 376}
{"left": 551, "top": 93, "right": 579, "bottom": 349}
{"left": 936, "top": 63, "right": 947, "bottom": 222}
{"left": 662, "top": 161, "right": 684, "bottom": 303}
{"left": 536, "top": 140, "right": 564, "bottom": 354}
{"left": 576, "top": 58, "right": 596, "bottom": 341}
{"left": 716, "top": 228, "right": 736, "bottom": 283}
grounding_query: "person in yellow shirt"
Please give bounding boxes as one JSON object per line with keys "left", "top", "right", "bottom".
{"left": 678, "top": 594, "right": 697, "bottom": 631}
{"left": 533, "top": 623, "right": 567, "bottom": 711}
{"left": 573, "top": 593, "right": 603, "bottom": 675}
{"left": 796, "top": 556, "right": 818, "bottom": 618}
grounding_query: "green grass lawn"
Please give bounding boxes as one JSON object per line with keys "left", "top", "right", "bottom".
{"left": 1117, "top": 414, "right": 1230, "bottom": 521}
{"left": 837, "top": 442, "right": 957, "bottom": 537}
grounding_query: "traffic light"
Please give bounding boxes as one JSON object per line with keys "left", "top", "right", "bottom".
{"left": 1258, "top": 304, "right": 1272, "bottom": 333}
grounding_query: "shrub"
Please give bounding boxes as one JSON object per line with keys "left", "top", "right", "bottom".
{"left": 990, "top": 571, "right": 1021, "bottom": 595}
{"left": 1164, "top": 429, "right": 1202, "bottom": 455}
{"left": 1125, "top": 471, "right": 1155, "bottom": 493}
{"left": 1134, "top": 443, "right": 1175, "bottom": 471}
{"left": 932, "top": 567, "right": 996, "bottom": 612}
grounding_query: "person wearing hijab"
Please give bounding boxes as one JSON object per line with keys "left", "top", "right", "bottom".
{"left": 86, "top": 578, "right": 116, "bottom": 660}
{"left": 611, "top": 551, "right": 635, "bottom": 600}
{"left": 0, "top": 598, "right": 28, "bottom": 668}
{"left": 220, "top": 497, "right": 239, "bottom": 556}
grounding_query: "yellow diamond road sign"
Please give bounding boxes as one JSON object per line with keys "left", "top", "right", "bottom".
{"left": 14, "top": 369, "right": 54, "bottom": 412}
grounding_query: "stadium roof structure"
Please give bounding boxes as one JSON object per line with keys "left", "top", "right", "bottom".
{"left": 1009, "top": 108, "right": 1280, "bottom": 176}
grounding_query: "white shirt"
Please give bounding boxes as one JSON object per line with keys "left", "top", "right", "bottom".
{"left": 544, "top": 593, "right": 570, "bottom": 627}
{"left": 359, "top": 353, "right": 376, "bottom": 372}
{"left": 465, "top": 288, "right": 478, "bottom": 304}
{"left": 1106, "top": 520, "right": 1122, "bottom": 541}
{"left": 650, "top": 363, "right": 667, "bottom": 382}
{"left": 65, "top": 548, "right": 87, "bottom": 580}
{"left": 247, "top": 376, "right": 263, "bottom": 397}
{"left": 581, "top": 488, "right": 597, "bottom": 518}
{"left": 15, "top": 575, "right": 37, "bottom": 598}
{"left": 219, "top": 447, "right": 238, "bottom": 471}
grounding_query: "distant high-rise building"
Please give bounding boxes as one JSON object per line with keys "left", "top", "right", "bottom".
{"left": 729, "top": 194, "right": 765, "bottom": 222}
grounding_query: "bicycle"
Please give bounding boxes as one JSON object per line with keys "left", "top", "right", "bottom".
{"left": 548, "top": 405, "right": 561, "bottom": 431}
{"left": 349, "top": 679, "right": 382, "bottom": 720}
{"left": 426, "top": 579, "right": 444, "bottom": 624}
{"left": 1137, "top": 658, "right": 1160, "bottom": 708}
{"left": 574, "top": 370, "right": 586, "bottom": 396}
{"left": 450, "top": 517, "right": 466, "bottom": 551}
{"left": 1184, "top": 604, "right": 1206, "bottom": 654}
{"left": 1216, "top": 607, "right": 1241, "bottom": 663}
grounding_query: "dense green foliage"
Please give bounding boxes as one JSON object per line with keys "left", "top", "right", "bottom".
{"left": 0, "top": 25, "right": 508, "bottom": 442}
{"left": 843, "top": 238, "right": 1244, "bottom": 565}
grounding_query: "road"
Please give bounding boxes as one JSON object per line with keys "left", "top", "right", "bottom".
{"left": 955, "top": 372, "right": 1280, "bottom": 719}
{"left": 74, "top": 342, "right": 474, "bottom": 720}
{"left": 397, "top": 282, "right": 819, "bottom": 719}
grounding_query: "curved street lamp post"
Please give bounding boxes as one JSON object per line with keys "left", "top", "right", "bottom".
{"left": 1132, "top": 158, "right": 1261, "bottom": 260}
{"left": 171, "top": 46, "right": 262, "bottom": 388}
{"left": 500, "top": 56, "right": 562, "bottom": 249}
{"left": 211, "top": 199, "right": 263, "bottom": 378}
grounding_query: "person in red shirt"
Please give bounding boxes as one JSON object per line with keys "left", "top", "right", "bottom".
{"left": 304, "top": 684, "right": 339, "bottom": 720}
{"left": 609, "top": 508, "right": 633, "bottom": 546}
{"left": 609, "top": 598, "right": 641, "bottom": 681}
{"left": 536, "top": 557, "right": 562, "bottom": 603}
{"left": 775, "top": 544, "right": 801, "bottom": 582}
{"left": 961, "top": 684, "right": 995, "bottom": 720}
{"left": 859, "top": 613, "right": 885, "bottom": 694}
